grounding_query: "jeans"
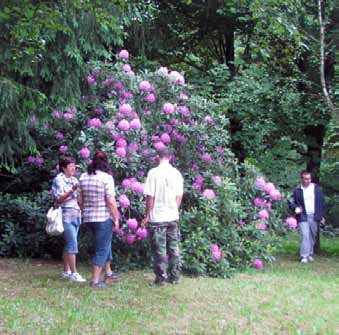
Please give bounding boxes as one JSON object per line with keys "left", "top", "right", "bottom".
{"left": 87, "top": 219, "right": 113, "bottom": 267}
{"left": 63, "top": 218, "right": 80, "bottom": 254}
{"left": 299, "top": 214, "right": 318, "bottom": 258}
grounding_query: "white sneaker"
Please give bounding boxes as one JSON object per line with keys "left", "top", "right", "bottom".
{"left": 301, "top": 258, "right": 308, "bottom": 264}
{"left": 308, "top": 256, "right": 314, "bottom": 262}
{"left": 61, "top": 271, "right": 72, "bottom": 279}
{"left": 69, "top": 273, "right": 86, "bottom": 282}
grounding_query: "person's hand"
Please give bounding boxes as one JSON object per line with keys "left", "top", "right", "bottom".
{"left": 113, "top": 219, "right": 119, "bottom": 232}
{"left": 72, "top": 183, "right": 78, "bottom": 192}
{"left": 295, "top": 207, "right": 302, "bottom": 214}
{"left": 320, "top": 217, "right": 325, "bottom": 225}
{"left": 141, "top": 216, "right": 149, "bottom": 228}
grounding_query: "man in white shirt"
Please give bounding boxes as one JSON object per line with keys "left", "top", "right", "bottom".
{"left": 142, "top": 148, "right": 184, "bottom": 285}
{"left": 289, "top": 170, "right": 325, "bottom": 264}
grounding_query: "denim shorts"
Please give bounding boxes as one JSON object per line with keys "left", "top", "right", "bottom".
{"left": 63, "top": 217, "right": 81, "bottom": 254}
{"left": 87, "top": 219, "right": 113, "bottom": 268}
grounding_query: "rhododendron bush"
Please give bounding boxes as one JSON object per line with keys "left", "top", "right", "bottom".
{"left": 20, "top": 50, "right": 292, "bottom": 277}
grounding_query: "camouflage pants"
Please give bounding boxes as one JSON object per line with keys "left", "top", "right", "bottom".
{"left": 149, "top": 221, "right": 181, "bottom": 282}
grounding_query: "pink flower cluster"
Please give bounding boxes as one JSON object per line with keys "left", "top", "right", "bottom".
{"left": 210, "top": 244, "right": 222, "bottom": 261}
{"left": 285, "top": 217, "right": 298, "bottom": 229}
{"left": 27, "top": 156, "right": 44, "bottom": 165}
{"left": 253, "top": 259, "right": 264, "bottom": 270}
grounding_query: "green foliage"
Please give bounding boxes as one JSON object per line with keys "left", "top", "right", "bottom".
{"left": 0, "top": 0, "right": 128, "bottom": 165}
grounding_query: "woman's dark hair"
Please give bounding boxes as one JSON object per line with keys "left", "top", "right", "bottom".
{"left": 59, "top": 156, "right": 76, "bottom": 171}
{"left": 87, "top": 152, "right": 112, "bottom": 175}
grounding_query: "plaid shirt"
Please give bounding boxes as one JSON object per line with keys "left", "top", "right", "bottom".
{"left": 79, "top": 171, "right": 116, "bottom": 223}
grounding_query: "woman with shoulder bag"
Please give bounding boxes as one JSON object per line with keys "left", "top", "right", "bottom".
{"left": 51, "top": 156, "right": 86, "bottom": 282}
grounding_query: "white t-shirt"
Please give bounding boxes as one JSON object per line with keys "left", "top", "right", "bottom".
{"left": 301, "top": 183, "right": 315, "bottom": 215}
{"left": 144, "top": 161, "right": 184, "bottom": 223}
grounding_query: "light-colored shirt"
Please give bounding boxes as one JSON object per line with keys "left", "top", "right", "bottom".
{"left": 144, "top": 161, "right": 184, "bottom": 223}
{"left": 79, "top": 171, "right": 116, "bottom": 223}
{"left": 51, "top": 172, "right": 80, "bottom": 223}
{"left": 301, "top": 183, "right": 315, "bottom": 215}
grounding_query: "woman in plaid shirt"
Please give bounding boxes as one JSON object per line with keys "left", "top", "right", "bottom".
{"left": 78, "top": 152, "right": 121, "bottom": 288}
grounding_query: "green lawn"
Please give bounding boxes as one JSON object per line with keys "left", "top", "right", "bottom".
{"left": 1, "top": 235, "right": 338, "bottom": 335}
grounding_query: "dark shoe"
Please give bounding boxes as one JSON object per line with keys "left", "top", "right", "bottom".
{"left": 151, "top": 278, "right": 168, "bottom": 286}
{"left": 105, "top": 272, "right": 122, "bottom": 283}
{"left": 169, "top": 279, "right": 179, "bottom": 285}
{"left": 89, "top": 280, "right": 108, "bottom": 289}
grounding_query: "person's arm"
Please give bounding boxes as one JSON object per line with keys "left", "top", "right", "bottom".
{"left": 176, "top": 195, "right": 183, "bottom": 209}
{"left": 106, "top": 196, "right": 119, "bottom": 231}
{"left": 141, "top": 195, "right": 154, "bottom": 228}
{"left": 77, "top": 192, "right": 83, "bottom": 211}
{"left": 56, "top": 183, "right": 78, "bottom": 204}
{"left": 320, "top": 188, "right": 326, "bottom": 224}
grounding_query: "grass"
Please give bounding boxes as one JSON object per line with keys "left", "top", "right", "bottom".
{"left": 1, "top": 235, "right": 339, "bottom": 335}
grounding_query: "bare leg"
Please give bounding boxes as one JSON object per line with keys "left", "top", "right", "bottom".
{"left": 92, "top": 265, "right": 102, "bottom": 283}
{"left": 104, "top": 261, "right": 112, "bottom": 275}
{"left": 63, "top": 251, "right": 71, "bottom": 272}
{"left": 67, "top": 254, "right": 77, "bottom": 273}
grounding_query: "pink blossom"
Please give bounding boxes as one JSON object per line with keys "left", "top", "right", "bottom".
{"left": 130, "top": 118, "right": 141, "bottom": 130}
{"left": 212, "top": 250, "right": 222, "bottom": 262}
{"left": 121, "top": 91, "right": 133, "bottom": 99}
{"left": 118, "top": 49, "right": 129, "bottom": 59}
{"left": 254, "top": 177, "right": 266, "bottom": 189}
{"left": 35, "top": 157, "right": 45, "bottom": 165}
{"left": 160, "top": 133, "right": 171, "bottom": 144}
{"left": 123, "top": 64, "right": 131, "bottom": 72}
{"left": 27, "top": 156, "right": 36, "bottom": 163}
{"left": 53, "top": 110, "right": 62, "bottom": 119}
{"left": 126, "top": 234, "right": 136, "bottom": 245}
{"left": 82, "top": 95, "right": 88, "bottom": 101}
{"left": 55, "top": 132, "right": 64, "bottom": 140}
{"left": 139, "top": 80, "right": 152, "bottom": 92}
{"left": 157, "top": 66, "right": 169, "bottom": 75}
{"left": 285, "top": 217, "right": 298, "bottom": 229}
{"left": 80, "top": 147, "right": 90, "bottom": 159}
{"left": 176, "top": 134, "right": 186, "bottom": 143}
{"left": 131, "top": 181, "right": 144, "bottom": 193}
{"left": 118, "top": 228, "right": 125, "bottom": 238}
{"left": 239, "top": 220, "right": 245, "bottom": 226}
{"left": 213, "top": 176, "right": 222, "bottom": 186}
{"left": 203, "top": 189, "right": 216, "bottom": 200}
{"left": 197, "top": 145, "right": 205, "bottom": 153}
{"left": 154, "top": 141, "right": 166, "bottom": 151}
{"left": 143, "top": 109, "right": 152, "bottom": 115}
{"left": 119, "top": 103, "right": 132, "bottom": 114}
{"left": 192, "top": 163, "right": 199, "bottom": 171}
{"left": 114, "top": 82, "right": 124, "bottom": 90}
{"left": 180, "top": 92, "right": 189, "bottom": 100}
{"left": 264, "top": 182, "right": 275, "bottom": 194}
{"left": 254, "top": 198, "right": 264, "bottom": 207}
{"left": 118, "top": 119, "right": 130, "bottom": 131}
{"left": 116, "top": 138, "right": 127, "bottom": 147}
{"left": 210, "top": 244, "right": 220, "bottom": 253}
{"left": 142, "top": 149, "right": 149, "bottom": 156}
{"left": 194, "top": 176, "right": 204, "bottom": 191}
{"left": 169, "top": 71, "right": 185, "bottom": 85}
{"left": 116, "top": 147, "right": 127, "bottom": 158}
{"left": 179, "top": 106, "right": 190, "bottom": 116}
{"left": 258, "top": 209, "right": 269, "bottom": 220}
{"left": 105, "top": 120, "right": 115, "bottom": 131}
{"left": 201, "top": 153, "right": 212, "bottom": 164}
{"left": 151, "top": 135, "right": 160, "bottom": 142}
{"left": 204, "top": 116, "right": 214, "bottom": 124}
{"left": 136, "top": 227, "right": 148, "bottom": 240}
{"left": 103, "top": 77, "right": 114, "bottom": 86}
{"left": 127, "top": 71, "right": 135, "bottom": 78}
{"left": 270, "top": 189, "right": 281, "bottom": 201}
{"left": 256, "top": 222, "right": 268, "bottom": 230}
{"left": 63, "top": 112, "right": 73, "bottom": 120}
{"left": 128, "top": 142, "right": 139, "bottom": 152}
{"left": 112, "top": 133, "right": 121, "bottom": 141}
{"left": 87, "top": 75, "right": 96, "bottom": 85}
{"left": 216, "top": 146, "right": 224, "bottom": 153}
{"left": 170, "top": 119, "right": 180, "bottom": 126}
{"left": 87, "top": 118, "right": 102, "bottom": 128}
{"left": 59, "top": 145, "right": 68, "bottom": 153}
{"left": 253, "top": 259, "right": 264, "bottom": 270}
{"left": 145, "top": 93, "right": 156, "bottom": 103}
{"left": 264, "top": 201, "right": 272, "bottom": 210}
{"left": 127, "top": 218, "right": 138, "bottom": 230}
{"left": 122, "top": 178, "right": 132, "bottom": 189}
{"left": 163, "top": 103, "right": 175, "bottom": 115}
{"left": 119, "top": 194, "right": 130, "bottom": 208}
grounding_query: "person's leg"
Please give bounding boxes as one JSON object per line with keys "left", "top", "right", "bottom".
{"left": 308, "top": 216, "right": 318, "bottom": 257}
{"left": 299, "top": 221, "right": 311, "bottom": 260}
{"left": 64, "top": 222, "right": 80, "bottom": 273}
{"left": 166, "top": 221, "right": 181, "bottom": 283}
{"left": 149, "top": 223, "right": 168, "bottom": 283}
{"left": 63, "top": 251, "right": 71, "bottom": 273}
{"left": 92, "top": 220, "right": 113, "bottom": 283}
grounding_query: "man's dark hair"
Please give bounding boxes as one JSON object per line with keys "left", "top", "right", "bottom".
{"left": 300, "top": 170, "right": 312, "bottom": 178}
{"left": 59, "top": 156, "right": 76, "bottom": 171}
{"left": 88, "top": 151, "right": 112, "bottom": 175}
{"left": 157, "top": 147, "right": 172, "bottom": 159}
